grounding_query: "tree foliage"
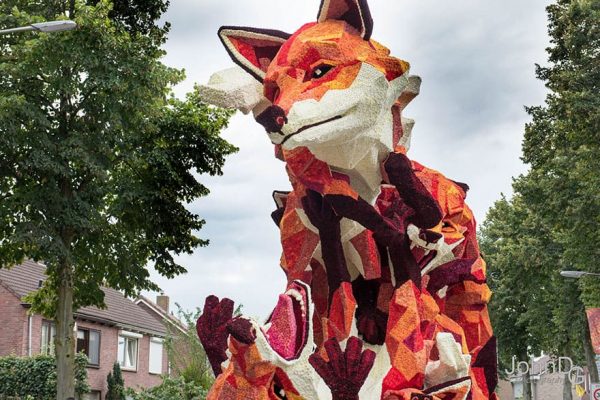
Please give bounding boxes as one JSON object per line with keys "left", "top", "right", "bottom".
{"left": 89, "top": 0, "right": 171, "bottom": 36}
{"left": 0, "top": 0, "right": 236, "bottom": 310}
{"left": 481, "top": 192, "right": 587, "bottom": 365}
{"left": 481, "top": 0, "right": 600, "bottom": 388}
{"left": 520, "top": 0, "right": 600, "bottom": 307}
{"left": 0, "top": 0, "right": 236, "bottom": 396}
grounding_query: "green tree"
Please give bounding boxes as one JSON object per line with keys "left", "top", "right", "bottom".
{"left": 106, "top": 362, "right": 125, "bottom": 400}
{"left": 519, "top": 0, "right": 600, "bottom": 384}
{"left": 481, "top": 192, "right": 585, "bottom": 400}
{"left": 480, "top": 196, "right": 536, "bottom": 400}
{"left": 87, "top": 0, "right": 171, "bottom": 35}
{"left": 521, "top": 0, "right": 600, "bottom": 305}
{"left": 0, "top": 1, "right": 236, "bottom": 398}
{"left": 482, "top": 0, "right": 600, "bottom": 395}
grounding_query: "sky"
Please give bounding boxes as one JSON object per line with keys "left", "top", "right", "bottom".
{"left": 144, "top": 0, "right": 553, "bottom": 320}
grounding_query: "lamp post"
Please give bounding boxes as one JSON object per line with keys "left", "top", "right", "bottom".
{"left": 560, "top": 270, "right": 600, "bottom": 386}
{"left": 561, "top": 271, "right": 600, "bottom": 279}
{"left": 0, "top": 20, "right": 77, "bottom": 35}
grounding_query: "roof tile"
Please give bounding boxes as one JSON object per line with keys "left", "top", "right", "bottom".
{"left": 0, "top": 261, "right": 167, "bottom": 336}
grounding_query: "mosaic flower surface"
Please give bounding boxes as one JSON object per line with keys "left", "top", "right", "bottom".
{"left": 197, "top": 1, "right": 498, "bottom": 398}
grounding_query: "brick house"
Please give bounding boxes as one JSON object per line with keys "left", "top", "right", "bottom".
{"left": 0, "top": 260, "right": 185, "bottom": 399}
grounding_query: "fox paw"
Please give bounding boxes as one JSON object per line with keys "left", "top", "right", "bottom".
{"left": 227, "top": 317, "right": 256, "bottom": 345}
{"left": 383, "top": 152, "right": 442, "bottom": 229}
{"left": 302, "top": 189, "right": 342, "bottom": 234}
{"left": 196, "top": 295, "right": 235, "bottom": 376}
{"left": 309, "top": 336, "right": 376, "bottom": 400}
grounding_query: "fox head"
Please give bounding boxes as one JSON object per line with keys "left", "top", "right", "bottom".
{"left": 214, "top": 0, "right": 418, "bottom": 186}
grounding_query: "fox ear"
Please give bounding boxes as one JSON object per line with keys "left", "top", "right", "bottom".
{"left": 317, "top": 0, "right": 373, "bottom": 40}
{"left": 218, "top": 26, "right": 291, "bottom": 83}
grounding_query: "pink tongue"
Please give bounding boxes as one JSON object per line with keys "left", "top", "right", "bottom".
{"left": 265, "top": 294, "right": 299, "bottom": 360}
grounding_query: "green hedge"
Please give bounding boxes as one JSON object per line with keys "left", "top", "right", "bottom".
{"left": 126, "top": 377, "right": 207, "bottom": 400}
{"left": 0, "top": 353, "right": 89, "bottom": 399}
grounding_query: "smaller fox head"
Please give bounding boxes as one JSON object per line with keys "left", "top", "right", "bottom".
{"left": 216, "top": 0, "right": 416, "bottom": 183}
{"left": 208, "top": 281, "right": 326, "bottom": 399}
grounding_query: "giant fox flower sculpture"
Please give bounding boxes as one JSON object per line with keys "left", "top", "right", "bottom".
{"left": 196, "top": 0, "right": 498, "bottom": 399}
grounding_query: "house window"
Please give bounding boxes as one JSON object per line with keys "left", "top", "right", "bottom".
{"left": 41, "top": 320, "right": 56, "bottom": 355}
{"left": 118, "top": 331, "right": 140, "bottom": 371}
{"left": 76, "top": 328, "right": 100, "bottom": 366}
{"left": 148, "top": 338, "right": 163, "bottom": 375}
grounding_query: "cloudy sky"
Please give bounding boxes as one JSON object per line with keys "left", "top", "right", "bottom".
{"left": 145, "top": 0, "right": 553, "bottom": 319}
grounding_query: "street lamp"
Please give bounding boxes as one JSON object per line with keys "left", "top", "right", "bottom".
{"left": 561, "top": 271, "right": 600, "bottom": 279}
{"left": 560, "top": 269, "right": 600, "bottom": 387}
{"left": 0, "top": 20, "right": 77, "bottom": 36}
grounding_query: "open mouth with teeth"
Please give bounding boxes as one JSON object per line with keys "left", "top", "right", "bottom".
{"left": 262, "top": 281, "right": 310, "bottom": 361}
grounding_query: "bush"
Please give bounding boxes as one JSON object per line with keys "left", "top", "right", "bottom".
{"left": 164, "top": 304, "right": 214, "bottom": 390}
{"left": 106, "top": 362, "right": 125, "bottom": 400}
{"left": 126, "top": 376, "right": 208, "bottom": 400}
{"left": 0, "top": 353, "right": 89, "bottom": 399}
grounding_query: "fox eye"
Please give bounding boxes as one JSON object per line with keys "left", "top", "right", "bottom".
{"left": 311, "top": 64, "right": 334, "bottom": 79}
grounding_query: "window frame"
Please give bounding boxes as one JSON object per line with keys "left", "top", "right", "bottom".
{"left": 148, "top": 337, "right": 164, "bottom": 375}
{"left": 117, "top": 331, "right": 141, "bottom": 372}
{"left": 40, "top": 320, "right": 56, "bottom": 356}
{"left": 76, "top": 327, "right": 101, "bottom": 367}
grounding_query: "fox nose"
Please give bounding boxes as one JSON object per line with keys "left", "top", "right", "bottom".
{"left": 256, "top": 105, "right": 287, "bottom": 134}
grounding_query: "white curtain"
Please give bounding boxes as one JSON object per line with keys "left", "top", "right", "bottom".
{"left": 126, "top": 338, "right": 137, "bottom": 367}
{"left": 118, "top": 334, "right": 139, "bottom": 369}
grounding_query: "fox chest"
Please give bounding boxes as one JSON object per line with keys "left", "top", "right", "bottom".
{"left": 277, "top": 186, "right": 408, "bottom": 284}
{"left": 277, "top": 184, "right": 468, "bottom": 287}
